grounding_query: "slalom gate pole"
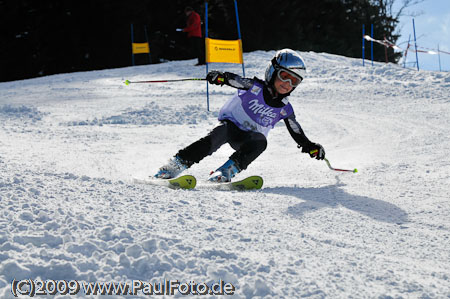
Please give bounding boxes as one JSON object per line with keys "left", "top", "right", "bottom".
{"left": 124, "top": 78, "right": 205, "bottom": 85}
{"left": 205, "top": 1, "right": 210, "bottom": 111}
{"left": 403, "top": 35, "right": 411, "bottom": 68}
{"left": 371, "top": 24, "right": 374, "bottom": 66}
{"left": 310, "top": 150, "right": 358, "bottom": 173}
{"left": 412, "top": 18, "right": 420, "bottom": 71}
{"left": 234, "top": 0, "right": 245, "bottom": 77}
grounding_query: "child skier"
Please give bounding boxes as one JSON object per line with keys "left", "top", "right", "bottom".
{"left": 154, "top": 49, "right": 325, "bottom": 182}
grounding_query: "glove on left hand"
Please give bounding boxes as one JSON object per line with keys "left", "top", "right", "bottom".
{"left": 298, "top": 143, "right": 326, "bottom": 160}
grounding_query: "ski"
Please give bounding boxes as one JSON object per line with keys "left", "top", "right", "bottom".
{"left": 133, "top": 175, "right": 196, "bottom": 190}
{"left": 133, "top": 175, "right": 263, "bottom": 191}
{"left": 200, "top": 175, "right": 264, "bottom": 191}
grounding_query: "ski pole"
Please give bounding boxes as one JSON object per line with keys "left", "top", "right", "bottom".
{"left": 323, "top": 157, "right": 358, "bottom": 173}
{"left": 310, "top": 150, "right": 358, "bottom": 173}
{"left": 124, "top": 78, "right": 206, "bottom": 85}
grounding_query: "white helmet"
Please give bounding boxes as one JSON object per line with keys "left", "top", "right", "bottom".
{"left": 265, "top": 49, "right": 307, "bottom": 86}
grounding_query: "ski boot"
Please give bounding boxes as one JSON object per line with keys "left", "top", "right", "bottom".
{"left": 154, "top": 156, "right": 188, "bottom": 179}
{"left": 208, "top": 159, "right": 240, "bottom": 183}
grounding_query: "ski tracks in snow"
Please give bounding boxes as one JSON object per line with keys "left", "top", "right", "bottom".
{"left": 1, "top": 52, "right": 450, "bottom": 297}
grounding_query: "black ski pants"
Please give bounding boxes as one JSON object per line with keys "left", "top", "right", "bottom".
{"left": 189, "top": 36, "right": 205, "bottom": 65}
{"left": 177, "top": 120, "right": 267, "bottom": 170}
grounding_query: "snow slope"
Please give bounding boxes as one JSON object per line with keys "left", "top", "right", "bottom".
{"left": 1, "top": 51, "right": 449, "bottom": 298}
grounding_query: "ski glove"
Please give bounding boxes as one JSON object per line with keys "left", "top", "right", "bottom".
{"left": 298, "top": 143, "right": 326, "bottom": 160}
{"left": 206, "top": 70, "right": 227, "bottom": 86}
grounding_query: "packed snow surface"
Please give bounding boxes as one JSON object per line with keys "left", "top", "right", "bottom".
{"left": 1, "top": 51, "right": 449, "bottom": 298}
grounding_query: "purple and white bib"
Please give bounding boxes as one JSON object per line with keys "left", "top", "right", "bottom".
{"left": 218, "top": 82, "right": 293, "bottom": 136}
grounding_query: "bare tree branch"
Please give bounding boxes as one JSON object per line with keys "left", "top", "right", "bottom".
{"left": 393, "top": 0, "right": 426, "bottom": 19}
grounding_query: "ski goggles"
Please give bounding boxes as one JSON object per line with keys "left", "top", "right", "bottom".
{"left": 276, "top": 69, "right": 303, "bottom": 87}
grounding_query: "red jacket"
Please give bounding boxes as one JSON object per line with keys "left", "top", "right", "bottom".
{"left": 183, "top": 11, "right": 202, "bottom": 38}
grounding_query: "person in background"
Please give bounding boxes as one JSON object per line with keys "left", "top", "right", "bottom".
{"left": 182, "top": 6, "right": 205, "bottom": 66}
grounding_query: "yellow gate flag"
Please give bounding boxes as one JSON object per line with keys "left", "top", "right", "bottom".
{"left": 205, "top": 38, "right": 243, "bottom": 64}
{"left": 132, "top": 42, "right": 150, "bottom": 54}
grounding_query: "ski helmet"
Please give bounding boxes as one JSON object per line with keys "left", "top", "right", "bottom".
{"left": 265, "top": 49, "right": 307, "bottom": 86}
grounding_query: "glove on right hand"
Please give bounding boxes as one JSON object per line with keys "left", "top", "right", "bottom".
{"left": 206, "top": 71, "right": 226, "bottom": 86}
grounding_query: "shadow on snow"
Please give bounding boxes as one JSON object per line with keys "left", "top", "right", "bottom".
{"left": 263, "top": 177, "right": 408, "bottom": 224}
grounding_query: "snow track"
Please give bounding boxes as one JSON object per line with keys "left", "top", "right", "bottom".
{"left": 1, "top": 51, "right": 449, "bottom": 297}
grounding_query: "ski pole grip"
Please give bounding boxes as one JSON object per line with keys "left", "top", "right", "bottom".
{"left": 310, "top": 149, "right": 318, "bottom": 156}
